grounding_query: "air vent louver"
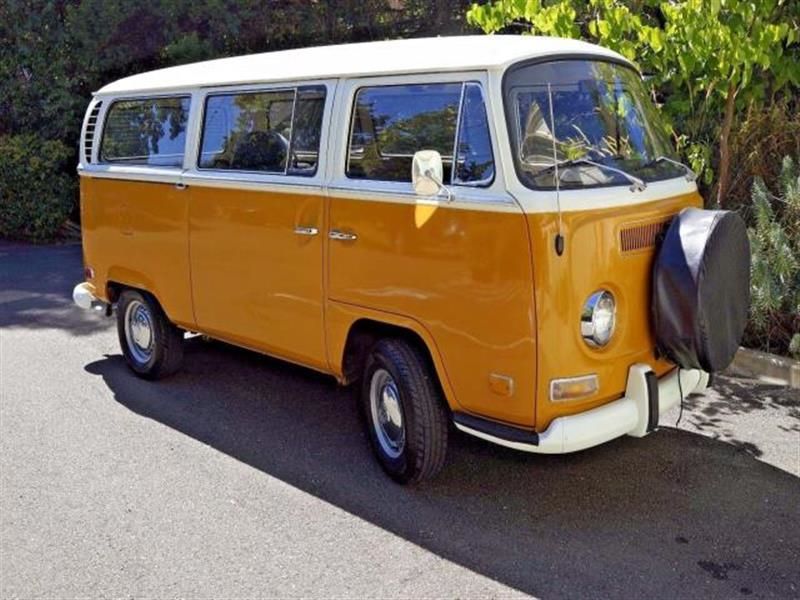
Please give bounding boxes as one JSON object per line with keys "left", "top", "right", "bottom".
{"left": 620, "top": 218, "right": 674, "bottom": 252}
{"left": 83, "top": 101, "right": 102, "bottom": 163}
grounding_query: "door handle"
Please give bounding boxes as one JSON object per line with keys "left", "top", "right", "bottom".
{"left": 175, "top": 182, "right": 188, "bottom": 190}
{"left": 294, "top": 226, "right": 319, "bottom": 236}
{"left": 329, "top": 230, "right": 357, "bottom": 242}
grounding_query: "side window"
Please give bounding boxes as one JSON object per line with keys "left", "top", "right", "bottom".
{"left": 346, "top": 81, "right": 494, "bottom": 186}
{"left": 289, "top": 87, "right": 326, "bottom": 176}
{"left": 347, "top": 83, "right": 460, "bottom": 183}
{"left": 454, "top": 83, "right": 495, "bottom": 185}
{"left": 100, "top": 97, "right": 190, "bottom": 167}
{"left": 198, "top": 85, "right": 326, "bottom": 175}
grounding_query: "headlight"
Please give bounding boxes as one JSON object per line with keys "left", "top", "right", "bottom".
{"left": 581, "top": 290, "right": 616, "bottom": 347}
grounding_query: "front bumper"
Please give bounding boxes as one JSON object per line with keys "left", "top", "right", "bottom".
{"left": 454, "top": 364, "right": 709, "bottom": 454}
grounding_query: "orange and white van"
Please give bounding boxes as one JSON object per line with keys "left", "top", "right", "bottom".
{"left": 74, "top": 36, "right": 745, "bottom": 483}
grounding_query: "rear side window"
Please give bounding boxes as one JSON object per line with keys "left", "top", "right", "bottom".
{"left": 199, "top": 85, "right": 326, "bottom": 175}
{"left": 346, "top": 81, "right": 494, "bottom": 186}
{"left": 100, "top": 97, "right": 190, "bottom": 167}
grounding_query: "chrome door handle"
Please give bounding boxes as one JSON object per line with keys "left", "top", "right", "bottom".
{"left": 294, "top": 226, "right": 319, "bottom": 236}
{"left": 329, "top": 230, "right": 357, "bottom": 241}
{"left": 175, "top": 182, "right": 188, "bottom": 190}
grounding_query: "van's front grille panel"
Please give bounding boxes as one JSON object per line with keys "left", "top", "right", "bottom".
{"left": 620, "top": 218, "right": 674, "bottom": 252}
{"left": 84, "top": 102, "right": 102, "bottom": 163}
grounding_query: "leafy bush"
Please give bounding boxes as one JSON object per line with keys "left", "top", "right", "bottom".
{"left": 727, "top": 98, "right": 800, "bottom": 210}
{"left": 744, "top": 155, "right": 800, "bottom": 359}
{"left": 0, "top": 135, "right": 76, "bottom": 242}
{"left": 0, "top": 0, "right": 475, "bottom": 241}
{"left": 467, "top": 0, "right": 800, "bottom": 206}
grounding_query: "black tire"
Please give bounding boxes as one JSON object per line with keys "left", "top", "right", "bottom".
{"left": 361, "top": 338, "right": 449, "bottom": 484}
{"left": 116, "top": 289, "right": 184, "bottom": 380}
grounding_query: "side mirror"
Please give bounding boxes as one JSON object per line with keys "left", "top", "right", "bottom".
{"left": 412, "top": 150, "right": 447, "bottom": 197}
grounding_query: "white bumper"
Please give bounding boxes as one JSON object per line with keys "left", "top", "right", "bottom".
{"left": 455, "top": 364, "right": 709, "bottom": 454}
{"left": 72, "top": 282, "right": 99, "bottom": 310}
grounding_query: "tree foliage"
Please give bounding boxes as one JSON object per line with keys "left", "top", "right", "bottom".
{"left": 0, "top": 0, "right": 473, "bottom": 240}
{"left": 745, "top": 155, "right": 800, "bottom": 358}
{"left": 0, "top": 135, "right": 75, "bottom": 241}
{"left": 467, "top": 0, "right": 800, "bottom": 205}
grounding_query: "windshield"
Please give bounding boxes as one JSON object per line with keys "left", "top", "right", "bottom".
{"left": 505, "top": 60, "right": 684, "bottom": 190}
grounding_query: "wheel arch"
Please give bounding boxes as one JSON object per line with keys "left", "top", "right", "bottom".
{"left": 104, "top": 268, "right": 179, "bottom": 324}
{"left": 106, "top": 280, "right": 161, "bottom": 307}
{"left": 335, "top": 311, "right": 460, "bottom": 412}
{"left": 104, "top": 265, "right": 157, "bottom": 302}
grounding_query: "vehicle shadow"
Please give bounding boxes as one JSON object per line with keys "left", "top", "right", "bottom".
{"left": 0, "top": 242, "right": 112, "bottom": 335}
{"left": 685, "top": 375, "right": 800, "bottom": 415}
{"left": 680, "top": 375, "right": 800, "bottom": 459}
{"left": 85, "top": 338, "right": 800, "bottom": 599}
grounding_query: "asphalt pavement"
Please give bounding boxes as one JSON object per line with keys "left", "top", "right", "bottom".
{"left": 1, "top": 241, "right": 798, "bottom": 599}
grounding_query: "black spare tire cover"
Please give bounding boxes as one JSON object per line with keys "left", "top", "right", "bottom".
{"left": 652, "top": 207, "right": 750, "bottom": 372}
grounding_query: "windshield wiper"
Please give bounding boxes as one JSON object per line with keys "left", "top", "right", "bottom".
{"left": 640, "top": 156, "right": 696, "bottom": 181}
{"left": 538, "top": 158, "right": 647, "bottom": 192}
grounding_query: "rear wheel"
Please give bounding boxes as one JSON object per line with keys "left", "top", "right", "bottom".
{"left": 117, "top": 290, "right": 184, "bottom": 379}
{"left": 361, "top": 339, "right": 448, "bottom": 484}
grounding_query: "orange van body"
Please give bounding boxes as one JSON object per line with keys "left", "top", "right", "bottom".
{"left": 80, "top": 173, "right": 701, "bottom": 431}
{"left": 76, "top": 36, "right": 709, "bottom": 452}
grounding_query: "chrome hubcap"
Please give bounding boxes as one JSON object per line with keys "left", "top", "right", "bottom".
{"left": 369, "top": 368, "right": 405, "bottom": 458}
{"left": 124, "top": 300, "right": 154, "bottom": 364}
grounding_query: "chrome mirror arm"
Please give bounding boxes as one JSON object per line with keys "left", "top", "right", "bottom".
{"left": 424, "top": 169, "right": 454, "bottom": 203}
{"left": 412, "top": 150, "right": 453, "bottom": 201}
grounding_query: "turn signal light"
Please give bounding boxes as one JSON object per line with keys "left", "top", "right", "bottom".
{"left": 550, "top": 374, "right": 599, "bottom": 402}
{"left": 84, "top": 266, "right": 95, "bottom": 280}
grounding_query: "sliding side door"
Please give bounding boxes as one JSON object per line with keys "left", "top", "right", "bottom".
{"left": 185, "top": 82, "right": 334, "bottom": 371}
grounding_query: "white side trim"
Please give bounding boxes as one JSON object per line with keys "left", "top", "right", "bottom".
{"left": 81, "top": 166, "right": 326, "bottom": 198}
{"left": 182, "top": 173, "right": 323, "bottom": 197}
{"left": 81, "top": 163, "right": 692, "bottom": 215}
{"left": 80, "top": 163, "right": 694, "bottom": 218}
{"left": 508, "top": 177, "right": 698, "bottom": 214}
{"left": 79, "top": 165, "right": 182, "bottom": 185}
{"left": 455, "top": 364, "right": 708, "bottom": 454}
{"left": 327, "top": 185, "right": 519, "bottom": 212}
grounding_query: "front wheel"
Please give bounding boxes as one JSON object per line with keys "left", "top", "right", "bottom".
{"left": 117, "top": 290, "right": 184, "bottom": 379}
{"left": 361, "top": 339, "right": 449, "bottom": 484}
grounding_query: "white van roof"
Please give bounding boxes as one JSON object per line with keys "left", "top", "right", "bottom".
{"left": 96, "top": 35, "right": 631, "bottom": 96}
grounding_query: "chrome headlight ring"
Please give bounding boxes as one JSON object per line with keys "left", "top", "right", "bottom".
{"left": 581, "top": 290, "right": 617, "bottom": 348}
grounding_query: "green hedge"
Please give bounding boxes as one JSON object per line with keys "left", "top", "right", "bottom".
{"left": 1, "top": 0, "right": 472, "bottom": 242}
{"left": 0, "top": 135, "right": 75, "bottom": 242}
{"left": 744, "top": 155, "right": 800, "bottom": 359}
